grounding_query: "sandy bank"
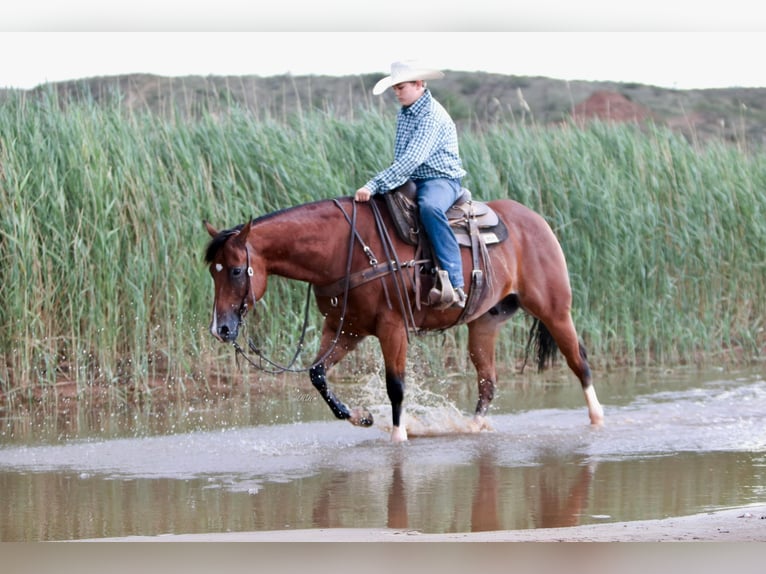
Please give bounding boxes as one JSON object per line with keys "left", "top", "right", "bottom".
{"left": 85, "top": 504, "right": 766, "bottom": 542}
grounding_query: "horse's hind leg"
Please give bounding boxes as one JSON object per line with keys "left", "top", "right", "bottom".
{"left": 539, "top": 313, "right": 604, "bottom": 426}
{"left": 467, "top": 318, "right": 500, "bottom": 431}
{"left": 467, "top": 297, "right": 520, "bottom": 430}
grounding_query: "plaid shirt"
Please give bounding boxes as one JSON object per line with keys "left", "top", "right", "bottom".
{"left": 365, "top": 89, "right": 466, "bottom": 193}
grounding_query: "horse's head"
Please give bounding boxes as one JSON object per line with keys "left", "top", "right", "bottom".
{"left": 204, "top": 220, "right": 265, "bottom": 343}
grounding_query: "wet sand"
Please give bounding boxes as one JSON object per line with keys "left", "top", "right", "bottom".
{"left": 87, "top": 504, "right": 766, "bottom": 542}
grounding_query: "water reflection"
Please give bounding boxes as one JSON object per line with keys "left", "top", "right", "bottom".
{"left": 0, "top": 447, "right": 763, "bottom": 541}
{"left": 525, "top": 456, "right": 597, "bottom": 530}
{"left": 0, "top": 366, "right": 764, "bottom": 540}
{"left": 387, "top": 453, "right": 408, "bottom": 529}
{"left": 460, "top": 449, "right": 596, "bottom": 532}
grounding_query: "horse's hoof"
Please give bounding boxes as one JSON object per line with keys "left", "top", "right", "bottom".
{"left": 589, "top": 416, "right": 605, "bottom": 428}
{"left": 349, "top": 407, "right": 374, "bottom": 427}
{"left": 589, "top": 406, "right": 605, "bottom": 427}
{"left": 390, "top": 426, "right": 408, "bottom": 443}
{"left": 469, "top": 415, "right": 492, "bottom": 432}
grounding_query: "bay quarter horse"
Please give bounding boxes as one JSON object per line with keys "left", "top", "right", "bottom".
{"left": 204, "top": 189, "right": 604, "bottom": 442}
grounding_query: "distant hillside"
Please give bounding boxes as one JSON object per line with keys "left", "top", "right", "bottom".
{"left": 2, "top": 71, "right": 765, "bottom": 146}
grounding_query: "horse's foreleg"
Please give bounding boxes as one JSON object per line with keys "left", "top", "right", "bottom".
{"left": 309, "top": 363, "right": 374, "bottom": 426}
{"left": 386, "top": 371, "right": 408, "bottom": 442}
{"left": 378, "top": 323, "right": 409, "bottom": 443}
{"left": 310, "top": 329, "right": 373, "bottom": 428}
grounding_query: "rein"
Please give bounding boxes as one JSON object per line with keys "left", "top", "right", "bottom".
{"left": 231, "top": 283, "right": 315, "bottom": 374}
{"left": 231, "top": 200, "right": 359, "bottom": 374}
{"left": 327, "top": 199, "right": 422, "bottom": 340}
{"left": 368, "top": 199, "right": 418, "bottom": 341}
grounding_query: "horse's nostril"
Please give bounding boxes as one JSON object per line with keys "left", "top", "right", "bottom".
{"left": 216, "top": 323, "right": 238, "bottom": 342}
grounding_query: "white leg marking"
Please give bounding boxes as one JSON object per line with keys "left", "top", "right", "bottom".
{"left": 391, "top": 411, "right": 408, "bottom": 442}
{"left": 391, "top": 425, "right": 408, "bottom": 443}
{"left": 584, "top": 385, "right": 604, "bottom": 426}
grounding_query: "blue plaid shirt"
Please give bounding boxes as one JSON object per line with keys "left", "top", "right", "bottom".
{"left": 364, "top": 89, "right": 466, "bottom": 193}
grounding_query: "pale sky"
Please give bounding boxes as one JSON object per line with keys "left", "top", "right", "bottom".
{"left": 1, "top": 4, "right": 764, "bottom": 91}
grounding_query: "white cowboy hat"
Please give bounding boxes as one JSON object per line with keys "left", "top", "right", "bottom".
{"left": 372, "top": 60, "right": 445, "bottom": 95}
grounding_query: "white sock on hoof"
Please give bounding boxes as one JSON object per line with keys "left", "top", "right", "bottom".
{"left": 391, "top": 425, "right": 408, "bottom": 443}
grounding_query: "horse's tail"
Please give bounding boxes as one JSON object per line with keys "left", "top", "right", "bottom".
{"left": 523, "top": 318, "right": 558, "bottom": 372}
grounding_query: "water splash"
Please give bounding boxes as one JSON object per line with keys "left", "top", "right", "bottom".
{"left": 356, "top": 373, "right": 491, "bottom": 437}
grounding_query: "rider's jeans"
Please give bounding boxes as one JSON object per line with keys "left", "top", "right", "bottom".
{"left": 414, "top": 177, "right": 464, "bottom": 290}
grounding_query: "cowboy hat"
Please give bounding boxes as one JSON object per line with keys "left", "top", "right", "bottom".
{"left": 372, "top": 60, "right": 445, "bottom": 95}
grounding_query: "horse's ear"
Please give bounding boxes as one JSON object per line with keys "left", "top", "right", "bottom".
{"left": 241, "top": 218, "right": 256, "bottom": 238}
{"left": 232, "top": 219, "right": 255, "bottom": 247}
{"left": 204, "top": 220, "right": 218, "bottom": 238}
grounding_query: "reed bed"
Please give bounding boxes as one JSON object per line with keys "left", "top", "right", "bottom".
{"left": 1, "top": 88, "right": 764, "bottom": 399}
{"left": 474, "top": 122, "right": 766, "bottom": 366}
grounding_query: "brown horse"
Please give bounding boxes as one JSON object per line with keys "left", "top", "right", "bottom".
{"left": 204, "top": 196, "right": 603, "bottom": 442}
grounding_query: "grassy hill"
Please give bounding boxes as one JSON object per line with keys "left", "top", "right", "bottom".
{"left": 2, "top": 71, "right": 765, "bottom": 146}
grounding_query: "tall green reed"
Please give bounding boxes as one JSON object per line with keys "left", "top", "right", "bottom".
{"left": 0, "top": 88, "right": 763, "bottom": 398}
{"left": 468, "top": 121, "right": 765, "bottom": 365}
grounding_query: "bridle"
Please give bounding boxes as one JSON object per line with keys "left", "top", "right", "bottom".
{"left": 229, "top": 201, "right": 359, "bottom": 374}
{"left": 232, "top": 281, "right": 317, "bottom": 374}
{"left": 237, "top": 243, "right": 258, "bottom": 318}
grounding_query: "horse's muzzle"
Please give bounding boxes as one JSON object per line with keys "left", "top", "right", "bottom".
{"left": 212, "top": 323, "right": 239, "bottom": 342}
{"left": 209, "top": 308, "right": 240, "bottom": 342}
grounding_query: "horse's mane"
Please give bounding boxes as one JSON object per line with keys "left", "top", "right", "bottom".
{"left": 251, "top": 198, "right": 333, "bottom": 225}
{"left": 204, "top": 197, "right": 350, "bottom": 263}
{"left": 204, "top": 223, "right": 245, "bottom": 263}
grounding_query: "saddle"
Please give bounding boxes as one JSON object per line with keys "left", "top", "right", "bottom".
{"left": 383, "top": 180, "right": 508, "bottom": 248}
{"left": 382, "top": 180, "right": 508, "bottom": 320}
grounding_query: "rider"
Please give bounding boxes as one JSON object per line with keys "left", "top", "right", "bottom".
{"left": 354, "top": 60, "right": 467, "bottom": 309}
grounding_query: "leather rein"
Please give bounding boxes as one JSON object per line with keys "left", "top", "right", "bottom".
{"left": 232, "top": 198, "right": 423, "bottom": 373}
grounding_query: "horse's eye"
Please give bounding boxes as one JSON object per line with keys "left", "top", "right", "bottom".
{"left": 231, "top": 267, "right": 243, "bottom": 277}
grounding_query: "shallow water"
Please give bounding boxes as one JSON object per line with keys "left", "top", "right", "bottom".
{"left": 0, "top": 365, "right": 764, "bottom": 540}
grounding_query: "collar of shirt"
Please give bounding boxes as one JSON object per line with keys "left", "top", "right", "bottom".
{"left": 401, "top": 89, "right": 431, "bottom": 117}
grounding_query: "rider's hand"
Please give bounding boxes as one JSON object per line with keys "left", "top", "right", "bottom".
{"left": 354, "top": 187, "right": 372, "bottom": 202}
